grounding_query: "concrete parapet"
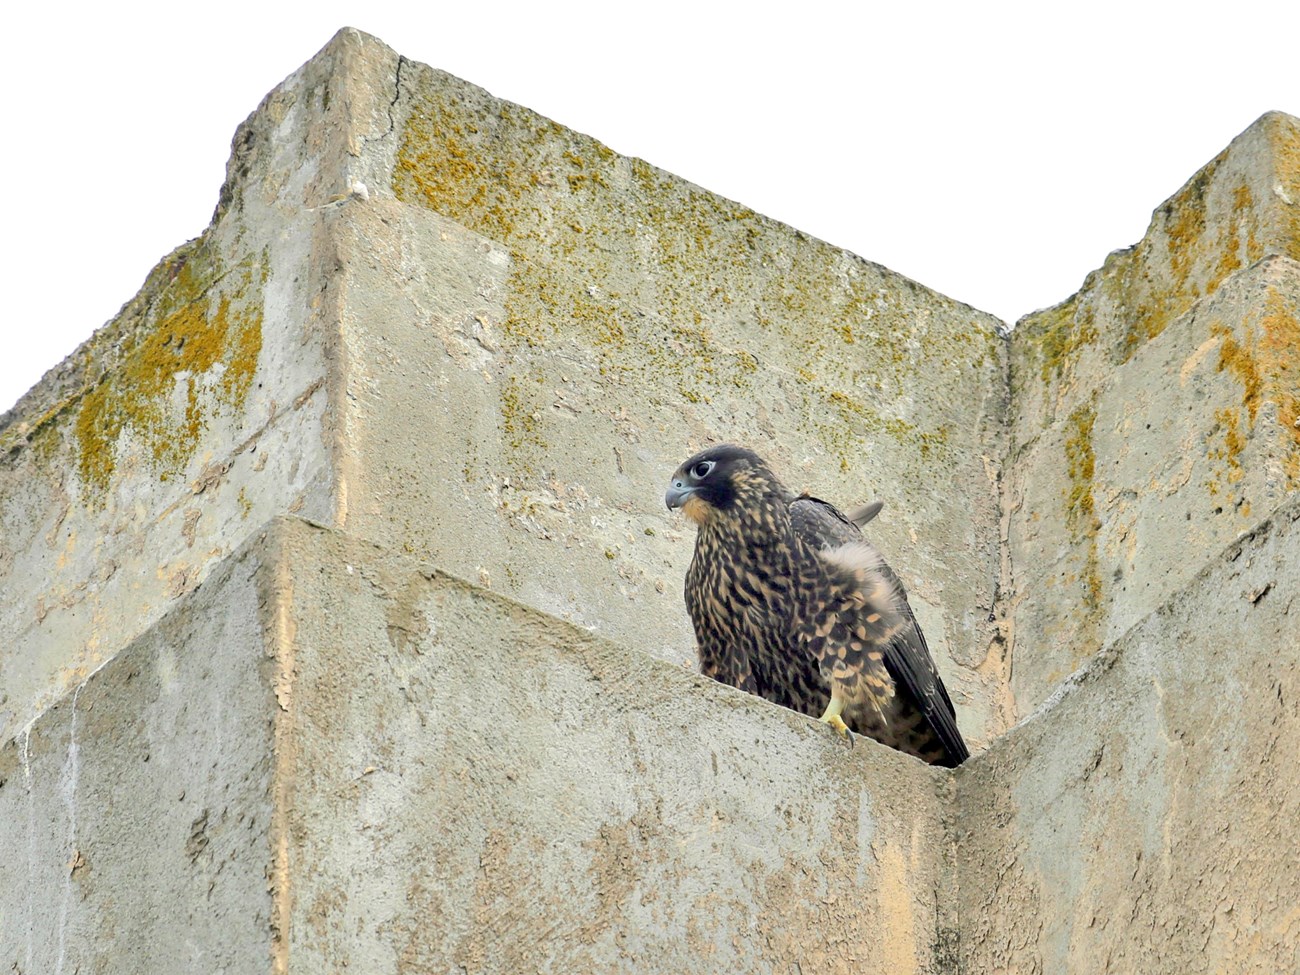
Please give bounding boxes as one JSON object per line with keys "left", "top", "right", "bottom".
{"left": 2, "top": 517, "right": 956, "bottom": 973}
{"left": 1005, "top": 110, "right": 1300, "bottom": 712}
{"left": 1007, "top": 256, "right": 1300, "bottom": 708}
{"left": 7, "top": 500, "right": 1293, "bottom": 971}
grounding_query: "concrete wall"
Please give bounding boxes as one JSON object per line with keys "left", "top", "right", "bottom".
{"left": 958, "top": 497, "right": 1300, "bottom": 973}
{"left": 2, "top": 25, "right": 1297, "bottom": 975}
{"left": 2, "top": 518, "right": 957, "bottom": 974}
{"left": 338, "top": 44, "right": 1008, "bottom": 745}
{"left": 1006, "top": 112, "right": 1300, "bottom": 712}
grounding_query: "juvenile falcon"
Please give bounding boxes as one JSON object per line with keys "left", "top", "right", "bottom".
{"left": 665, "top": 444, "right": 968, "bottom": 767}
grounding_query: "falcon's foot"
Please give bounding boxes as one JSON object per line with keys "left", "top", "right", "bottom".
{"left": 818, "top": 697, "right": 855, "bottom": 748}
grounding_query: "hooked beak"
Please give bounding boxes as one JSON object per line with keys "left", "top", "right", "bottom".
{"left": 665, "top": 480, "right": 695, "bottom": 510}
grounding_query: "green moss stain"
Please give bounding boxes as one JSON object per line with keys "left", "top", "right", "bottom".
{"left": 73, "top": 242, "right": 265, "bottom": 500}
{"left": 1025, "top": 297, "right": 1100, "bottom": 385}
{"left": 391, "top": 74, "right": 994, "bottom": 477}
{"left": 1063, "top": 400, "right": 1103, "bottom": 612}
{"left": 1063, "top": 402, "right": 1097, "bottom": 536}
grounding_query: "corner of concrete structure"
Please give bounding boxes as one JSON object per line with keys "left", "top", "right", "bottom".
{"left": 1003, "top": 110, "right": 1300, "bottom": 717}
{"left": 329, "top": 50, "right": 1010, "bottom": 749}
{"left": 1010, "top": 109, "right": 1300, "bottom": 443}
{"left": 954, "top": 494, "right": 1300, "bottom": 971}
{"left": 0, "top": 26, "right": 414, "bottom": 739}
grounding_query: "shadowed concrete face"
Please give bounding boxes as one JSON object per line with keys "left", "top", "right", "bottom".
{"left": 0, "top": 530, "right": 277, "bottom": 974}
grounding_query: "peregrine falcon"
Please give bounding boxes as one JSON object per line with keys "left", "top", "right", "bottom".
{"left": 665, "top": 444, "right": 968, "bottom": 767}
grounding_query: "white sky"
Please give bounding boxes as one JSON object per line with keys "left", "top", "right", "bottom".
{"left": 3, "top": 2, "right": 1297, "bottom": 415}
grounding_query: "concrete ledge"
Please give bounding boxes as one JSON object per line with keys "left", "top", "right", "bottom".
{"left": 4, "top": 517, "right": 955, "bottom": 973}
{"left": 273, "top": 518, "right": 954, "bottom": 972}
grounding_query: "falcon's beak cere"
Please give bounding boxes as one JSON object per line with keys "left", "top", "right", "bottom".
{"left": 665, "top": 480, "right": 695, "bottom": 510}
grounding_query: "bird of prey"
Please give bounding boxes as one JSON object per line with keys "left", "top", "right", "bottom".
{"left": 665, "top": 444, "right": 968, "bottom": 767}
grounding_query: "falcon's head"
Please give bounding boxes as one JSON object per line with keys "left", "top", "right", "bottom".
{"left": 665, "top": 444, "right": 784, "bottom": 526}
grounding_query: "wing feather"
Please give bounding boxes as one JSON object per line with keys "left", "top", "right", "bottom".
{"left": 790, "top": 494, "right": 969, "bottom": 766}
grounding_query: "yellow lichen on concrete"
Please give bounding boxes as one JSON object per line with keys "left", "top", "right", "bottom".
{"left": 499, "top": 371, "right": 549, "bottom": 479}
{"left": 1025, "top": 297, "right": 1100, "bottom": 385}
{"left": 1258, "top": 287, "right": 1300, "bottom": 464}
{"left": 73, "top": 245, "right": 265, "bottom": 500}
{"left": 1118, "top": 151, "right": 1255, "bottom": 360}
{"left": 391, "top": 76, "right": 992, "bottom": 475}
{"left": 1063, "top": 400, "right": 1103, "bottom": 614}
{"left": 1063, "top": 402, "right": 1098, "bottom": 539}
{"left": 1205, "top": 406, "right": 1247, "bottom": 505}
{"left": 1022, "top": 120, "right": 1298, "bottom": 403}
{"left": 1264, "top": 114, "right": 1300, "bottom": 262}
{"left": 1207, "top": 288, "right": 1300, "bottom": 490}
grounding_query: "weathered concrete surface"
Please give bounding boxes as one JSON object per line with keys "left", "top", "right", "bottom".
{"left": 337, "top": 46, "right": 1008, "bottom": 745}
{"left": 3, "top": 27, "right": 1297, "bottom": 973}
{"left": 3, "top": 516, "right": 957, "bottom": 974}
{"left": 1006, "top": 112, "right": 1300, "bottom": 714}
{"left": 277, "top": 518, "right": 956, "bottom": 973}
{"left": 0, "top": 28, "right": 1008, "bottom": 749}
{"left": 1012, "top": 111, "right": 1300, "bottom": 449}
{"left": 957, "top": 498, "right": 1300, "bottom": 974}
{"left": 0, "top": 524, "right": 276, "bottom": 973}
{"left": 0, "top": 35, "right": 356, "bottom": 739}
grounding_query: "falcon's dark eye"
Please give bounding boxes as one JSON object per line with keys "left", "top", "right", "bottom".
{"left": 692, "top": 461, "right": 715, "bottom": 479}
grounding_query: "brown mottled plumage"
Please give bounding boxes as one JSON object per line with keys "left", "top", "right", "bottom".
{"left": 666, "top": 445, "right": 968, "bottom": 767}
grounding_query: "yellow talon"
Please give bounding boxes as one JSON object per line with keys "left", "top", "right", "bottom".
{"left": 818, "top": 697, "right": 854, "bottom": 746}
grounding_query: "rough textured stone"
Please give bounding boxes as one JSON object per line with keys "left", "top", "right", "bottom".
{"left": 0, "top": 28, "right": 1009, "bottom": 750}
{"left": 0, "top": 39, "right": 349, "bottom": 739}
{"left": 1011, "top": 111, "right": 1300, "bottom": 451}
{"left": 958, "top": 498, "right": 1300, "bottom": 973}
{"left": 337, "top": 48, "right": 1008, "bottom": 746}
{"left": 1005, "top": 112, "right": 1300, "bottom": 714}
{"left": 276, "top": 519, "right": 955, "bottom": 973}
